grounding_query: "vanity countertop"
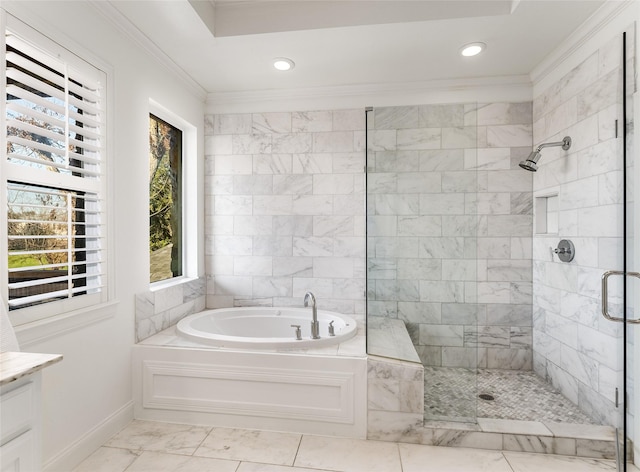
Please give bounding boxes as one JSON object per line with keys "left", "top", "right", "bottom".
{"left": 0, "top": 351, "right": 63, "bottom": 386}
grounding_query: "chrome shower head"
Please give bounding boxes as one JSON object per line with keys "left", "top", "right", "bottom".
{"left": 519, "top": 136, "right": 572, "bottom": 172}
{"left": 519, "top": 150, "right": 541, "bottom": 172}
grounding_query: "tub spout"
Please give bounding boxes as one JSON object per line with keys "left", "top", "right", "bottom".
{"left": 304, "top": 291, "right": 320, "bottom": 339}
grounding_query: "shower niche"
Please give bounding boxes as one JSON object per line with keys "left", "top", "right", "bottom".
{"left": 535, "top": 194, "right": 559, "bottom": 235}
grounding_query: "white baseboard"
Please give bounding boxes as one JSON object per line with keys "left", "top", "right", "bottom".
{"left": 43, "top": 401, "right": 133, "bottom": 472}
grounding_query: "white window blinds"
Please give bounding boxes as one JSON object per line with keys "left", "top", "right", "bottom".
{"left": 4, "top": 22, "right": 107, "bottom": 318}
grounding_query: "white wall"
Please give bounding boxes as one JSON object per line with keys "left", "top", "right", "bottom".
{"left": 2, "top": 2, "right": 205, "bottom": 470}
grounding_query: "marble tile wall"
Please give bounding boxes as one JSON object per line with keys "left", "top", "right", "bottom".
{"left": 135, "top": 277, "right": 206, "bottom": 342}
{"left": 204, "top": 111, "right": 366, "bottom": 315}
{"left": 367, "top": 103, "right": 534, "bottom": 369}
{"left": 531, "top": 33, "right": 629, "bottom": 426}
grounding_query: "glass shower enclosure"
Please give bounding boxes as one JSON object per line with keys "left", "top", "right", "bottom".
{"left": 365, "top": 27, "right": 637, "bottom": 470}
{"left": 366, "top": 103, "right": 481, "bottom": 422}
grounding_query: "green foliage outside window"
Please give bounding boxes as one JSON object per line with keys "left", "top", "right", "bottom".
{"left": 149, "top": 114, "right": 182, "bottom": 283}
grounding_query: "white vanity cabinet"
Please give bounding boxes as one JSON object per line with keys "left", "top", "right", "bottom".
{"left": 0, "top": 352, "right": 63, "bottom": 472}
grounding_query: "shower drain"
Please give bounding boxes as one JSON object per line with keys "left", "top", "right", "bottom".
{"left": 479, "top": 393, "right": 495, "bottom": 401}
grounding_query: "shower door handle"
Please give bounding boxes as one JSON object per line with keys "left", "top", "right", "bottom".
{"left": 601, "top": 270, "right": 640, "bottom": 324}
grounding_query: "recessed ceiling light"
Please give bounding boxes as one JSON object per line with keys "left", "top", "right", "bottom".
{"left": 273, "top": 57, "right": 295, "bottom": 71}
{"left": 460, "top": 42, "right": 486, "bottom": 57}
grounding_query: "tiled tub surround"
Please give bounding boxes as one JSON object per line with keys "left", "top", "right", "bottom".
{"left": 204, "top": 110, "right": 366, "bottom": 315}
{"left": 531, "top": 33, "right": 630, "bottom": 427}
{"left": 135, "top": 277, "right": 206, "bottom": 342}
{"left": 367, "top": 103, "right": 534, "bottom": 371}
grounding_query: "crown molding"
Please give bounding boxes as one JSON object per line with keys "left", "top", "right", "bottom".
{"left": 206, "top": 75, "right": 533, "bottom": 114}
{"left": 89, "top": 1, "right": 207, "bottom": 102}
{"left": 530, "top": 0, "right": 637, "bottom": 97}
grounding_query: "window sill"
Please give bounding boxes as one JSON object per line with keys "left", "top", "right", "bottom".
{"left": 14, "top": 300, "right": 120, "bottom": 349}
{"left": 150, "top": 276, "right": 199, "bottom": 293}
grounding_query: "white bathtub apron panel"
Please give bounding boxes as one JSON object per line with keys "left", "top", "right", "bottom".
{"left": 132, "top": 345, "right": 367, "bottom": 438}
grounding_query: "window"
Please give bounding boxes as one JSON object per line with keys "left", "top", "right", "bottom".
{"left": 3, "top": 20, "right": 107, "bottom": 324}
{"left": 149, "top": 113, "right": 183, "bottom": 283}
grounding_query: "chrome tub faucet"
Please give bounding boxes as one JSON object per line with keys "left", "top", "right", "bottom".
{"left": 304, "top": 291, "right": 320, "bottom": 339}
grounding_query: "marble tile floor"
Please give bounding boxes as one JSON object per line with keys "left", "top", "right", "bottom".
{"left": 424, "top": 367, "right": 595, "bottom": 424}
{"left": 74, "top": 419, "right": 640, "bottom": 472}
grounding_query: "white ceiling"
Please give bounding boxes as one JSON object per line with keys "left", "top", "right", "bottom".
{"left": 108, "top": 0, "right": 606, "bottom": 95}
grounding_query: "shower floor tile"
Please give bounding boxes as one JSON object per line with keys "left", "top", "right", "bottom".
{"left": 424, "top": 367, "right": 596, "bottom": 425}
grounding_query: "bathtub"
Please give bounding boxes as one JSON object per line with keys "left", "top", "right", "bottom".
{"left": 134, "top": 307, "right": 367, "bottom": 438}
{"left": 176, "top": 306, "right": 358, "bottom": 349}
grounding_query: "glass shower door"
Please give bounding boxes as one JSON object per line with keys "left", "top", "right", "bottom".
{"left": 599, "top": 27, "right": 637, "bottom": 472}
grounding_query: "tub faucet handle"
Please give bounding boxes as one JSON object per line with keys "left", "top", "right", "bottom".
{"left": 328, "top": 320, "right": 335, "bottom": 337}
{"left": 290, "top": 324, "right": 302, "bottom": 341}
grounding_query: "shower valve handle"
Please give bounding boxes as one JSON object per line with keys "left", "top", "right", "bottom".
{"left": 553, "top": 239, "right": 575, "bottom": 263}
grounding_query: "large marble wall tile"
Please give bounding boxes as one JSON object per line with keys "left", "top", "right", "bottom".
{"left": 474, "top": 193, "right": 511, "bottom": 215}
{"left": 292, "top": 153, "right": 332, "bottom": 173}
{"left": 376, "top": 151, "right": 420, "bottom": 172}
{"left": 486, "top": 124, "right": 532, "bottom": 148}
{"left": 419, "top": 237, "right": 465, "bottom": 259}
{"left": 292, "top": 111, "right": 333, "bottom": 132}
{"left": 486, "top": 170, "right": 532, "bottom": 193}
{"left": 397, "top": 259, "right": 442, "bottom": 280}
{"left": 252, "top": 112, "right": 292, "bottom": 134}
{"left": 333, "top": 109, "right": 365, "bottom": 131}
{"left": 419, "top": 193, "right": 465, "bottom": 215}
{"left": 206, "top": 135, "right": 232, "bottom": 155}
{"left": 577, "top": 325, "right": 618, "bottom": 370}
{"left": 576, "top": 70, "right": 618, "bottom": 121}
{"left": 441, "top": 347, "right": 478, "bottom": 368}
{"left": 487, "top": 215, "right": 532, "bottom": 237}
{"left": 419, "top": 104, "right": 465, "bottom": 128}
{"left": 213, "top": 114, "right": 252, "bottom": 135}
{"left": 397, "top": 128, "right": 441, "bottom": 150}
{"left": 477, "top": 282, "right": 511, "bottom": 304}
{"left": 420, "top": 324, "right": 464, "bottom": 347}
{"left": 486, "top": 260, "right": 532, "bottom": 282}
{"left": 374, "top": 195, "right": 420, "bottom": 215}
{"left": 486, "top": 304, "right": 531, "bottom": 326}
{"left": 420, "top": 149, "right": 465, "bottom": 171}
{"left": 442, "top": 127, "right": 477, "bottom": 149}
{"left": 398, "top": 216, "right": 441, "bottom": 236}
{"left": 214, "top": 155, "right": 254, "bottom": 178}
{"left": 442, "top": 171, "right": 477, "bottom": 193}
{"left": 397, "top": 301, "right": 441, "bottom": 324}
{"left": 375, "top": 106, "right": 420, "bottom": 129}
{"left": 473, "top": 148, "right": 511, "bottom": 170}
{"left": 477, "top": 102, "right": 533, "bottom": 126}
{"left": 487, "top": 348, "right": 532, "bottom": 370}
{"left": 272, "top": 133, "right": 313, "bottom": 154}
{"left": 397, "top": 172, "right": 442, "bottom": 193}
